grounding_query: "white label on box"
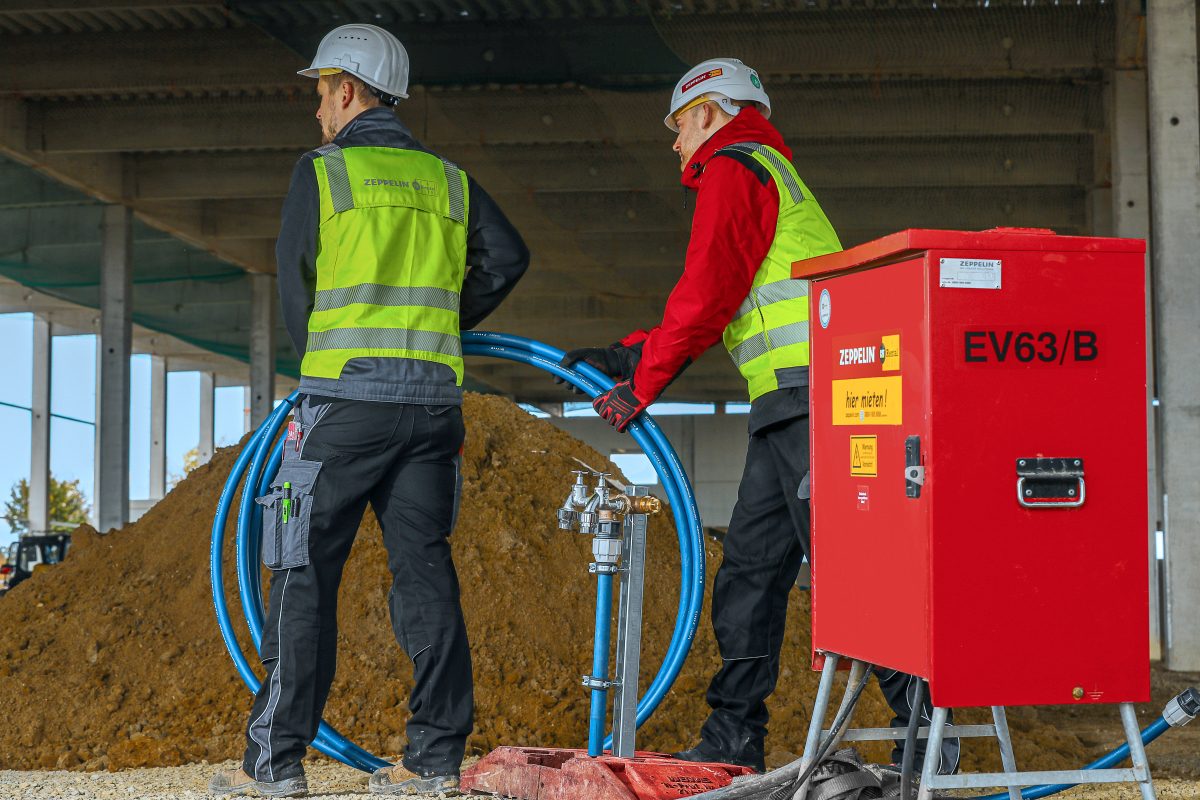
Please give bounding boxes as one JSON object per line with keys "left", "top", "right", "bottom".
{"left": 939, "top": 258, "right": 1001, "bottom": 289}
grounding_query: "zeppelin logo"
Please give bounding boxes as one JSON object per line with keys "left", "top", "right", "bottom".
{"left": 832, "top": 329, "right": 901, "bottom": 378}
{"left": 839, "top": 346, "right": 876, "bottom": 366}
{"left": 681, "top": 68, "right": 723, "bottom": 92}
{"left": 958, "top": 327, "right": 1104, "bottom": 367}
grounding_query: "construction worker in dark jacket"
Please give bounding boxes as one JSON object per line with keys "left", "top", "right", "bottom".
{"left": 210, "top": 24, "right": 529, "bottom": 799}
{"left": 559, "top": 58, "right": 958, "bottom": 776}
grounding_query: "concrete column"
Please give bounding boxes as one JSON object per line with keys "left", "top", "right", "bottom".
{"left": 1111, "top": 64, "right": 1159, "bottom": 657}
{"left": 92, "top": 336, "right": 102, "bottom": 528}
{"left": 249, "top": 273, "right": 276, "bottom": 430}
{"left": 148, "top": 355, "right": 166, "bottom": 502}
{"left": 1147, "top": 0, "right": 1200, "bottom": 670}
{"left": 199, "top": 371, "right": 215, "bottom": 466}
{"left": 28, "top": 315, "right": 51, "bottom": 534}
{"left": 96, "top": 204, "right": 133, "bottom": 532}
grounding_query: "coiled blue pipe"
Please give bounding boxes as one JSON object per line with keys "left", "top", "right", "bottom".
{"left": 975, "top": 716, "right": 1171, "bottom": 800}
{"left": 210, "top": 332, "right": 707, "bottom": 771}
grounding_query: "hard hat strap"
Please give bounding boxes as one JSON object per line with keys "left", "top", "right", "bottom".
{"left": 366, "top": 84, "right": 401, "bottom": 107}
{"left": 672, "top": 93, "right": 743, "bottom": 125}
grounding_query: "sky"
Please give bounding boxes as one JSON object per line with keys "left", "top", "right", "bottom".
{"left": 0, "top": 313, "right": 245, "bottom": 546}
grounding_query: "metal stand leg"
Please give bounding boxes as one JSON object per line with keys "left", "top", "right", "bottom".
{"left": 796, "top": 655, "right": 841, "bottom": 800}
{"left": 802, "top": 654, "right": 840, "bottom": 763}
{"left": 991, "top": 706, "right": 1022, "bottom": 800}
{"left": 1119, "top": 702, "right": 1158, "bottom": 800}
{"left": 916, "top": 707, "right": 948, "bottom": 800}
{"left": 611, "top": 510, "right": 648, "bottom": 758}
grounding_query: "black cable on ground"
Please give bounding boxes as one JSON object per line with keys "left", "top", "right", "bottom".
{"left": 900, "top": 679, "right": 925, "bottom": 800}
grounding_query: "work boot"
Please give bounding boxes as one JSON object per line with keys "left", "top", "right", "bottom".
{"left": 208, "top": 767, "right": 308, "bottom": 797}
{"left": 674, "top": 740, "right": 766, "bottom": 774}
{"left": 368, "top": 763, "right": 460, "bottom": 796}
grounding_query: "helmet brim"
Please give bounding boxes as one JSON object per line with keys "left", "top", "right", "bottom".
{"left": 297, "top": 66, "right": 409, "bottom": 100}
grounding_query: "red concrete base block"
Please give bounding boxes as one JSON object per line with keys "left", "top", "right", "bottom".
{"left": 460, "top": 746, "right": 756, "bottom": 799}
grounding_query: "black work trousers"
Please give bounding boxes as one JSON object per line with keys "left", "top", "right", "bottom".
{"left": 698, "top": 412, "right": 959, "bottom": 773}
{"left": 241, "top": 396, "right": 471, "bottom": 782}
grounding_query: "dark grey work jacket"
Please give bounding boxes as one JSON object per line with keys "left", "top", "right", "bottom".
{"left": 277, "top": 106, "right": 530, "bottom": 404}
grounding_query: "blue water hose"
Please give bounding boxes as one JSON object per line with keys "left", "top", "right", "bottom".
{"left": 210, "top": 332, "right": 707, "bottom": 771}
{"left": 974, "top": 716, "right": 1171, "bottom": 800}
{"left": 589, "top": 574, "right": 616, "bottom": 756}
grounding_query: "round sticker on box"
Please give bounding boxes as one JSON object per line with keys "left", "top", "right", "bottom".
{"left": 819, "top": 289, "right": 831, "bottom": 328}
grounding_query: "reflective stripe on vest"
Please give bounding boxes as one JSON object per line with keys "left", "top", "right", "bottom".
{"left": 302, "top": 144, "right": 470, "bottom": 383}
{"left": 729, "top": 320, "right": 811, "bottom": 367}
{"left": 719, "top": 142, "right": 804, "bottom": 204}
{"left": 731, "top": 278, "right": 810, "bottom": 323}
{"left": 314, "top": 284, "right": 461, "bottom": 314}
{"left": 717, "top": 141, "right": 843, "bottom": 401}
{"left": 306, "top": 327, "right": 462, "bottom": 359}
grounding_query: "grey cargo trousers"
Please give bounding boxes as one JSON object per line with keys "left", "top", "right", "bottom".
{"left": 241, "top": 396, "right": 471, "bottom": 782}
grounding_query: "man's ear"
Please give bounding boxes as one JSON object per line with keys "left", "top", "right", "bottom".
{"left": 701, "top": 102, "right": 717, "bottom": 132}
{"left": 340, "top": 80, "right": 355, "bottom": 110}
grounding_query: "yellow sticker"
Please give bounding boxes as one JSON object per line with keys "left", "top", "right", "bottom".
{"left": 881, "top": 335, "right": 900, "bottom": 371}
{"left": 851, "top": 436, "right": 877, "bottom": 476}
{"left": 832, "top": 376, "right": 903, "bottom": 425}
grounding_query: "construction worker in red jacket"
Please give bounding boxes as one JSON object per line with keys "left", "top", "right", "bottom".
{"left": 559, "top": 58, "right": 959, "bottom": 776}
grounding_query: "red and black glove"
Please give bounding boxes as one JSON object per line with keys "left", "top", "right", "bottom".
{"left": 592, "top": 380, "right": 651, "bottom": 432}
{"left": 554, "top": 343, "right": 643, "bottom": 395}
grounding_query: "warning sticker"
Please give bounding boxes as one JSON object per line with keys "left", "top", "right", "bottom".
{"left": 851, "top": 436, "right": 877, "bottom": 476}
{"left": 832, "top": 376, "right": 902, "bottom": 425}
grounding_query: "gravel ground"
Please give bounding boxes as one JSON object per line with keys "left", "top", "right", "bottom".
{"left": 0, "top": 762, "right": 1197, "bottom": 799}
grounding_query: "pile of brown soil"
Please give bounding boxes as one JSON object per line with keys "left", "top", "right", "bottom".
{"left": 0, "top": 394, "right": 1089, "bottom": 775}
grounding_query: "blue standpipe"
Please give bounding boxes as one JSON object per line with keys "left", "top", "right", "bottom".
{"left": 211, "top": 332, "right": 707, "bottom": 771}
{"left": 588, "top": 573, "right": 616, "bottom": 757}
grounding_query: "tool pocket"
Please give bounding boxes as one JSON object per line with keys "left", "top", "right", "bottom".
{"left": 255, "top": 460, "right": 323, "bottom": 570}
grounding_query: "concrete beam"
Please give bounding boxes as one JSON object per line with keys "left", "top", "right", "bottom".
{"left": 0, "top": 27, "right": 306, "bottom": 98}
{"left": 149, "top": 354, "right": 166, "bottom": 502}
{"left": 663, "top": 5, "right": 1114, "bottom": 77}
{"left": 127, "top": 136, "right": 1093, "bottom": 202}
{"left": 198, "top": 370, "right": 215, "bottom": 466}
{"left": 157, "top": 184, "right": 1086, "bottom": 248}
{"left": 249, "top": 273, "right": 275, "bottom": 429}
{"left": 96, "top": 204, "right": 132, "bottom": 532}
{"left": 1147, "top": 0, "right": 1200, "bottom": 670}
{"left": 0, "top": 275, "right": 262, "bottom": 387}
{"left": 28, "top": 314, "right": 51, "bottom": 533}
{"left": 1, "top": 8, "right": 1109, "bottom": 99}
{"left": 25, "top": 80, "right": 1101, "bottom": 154}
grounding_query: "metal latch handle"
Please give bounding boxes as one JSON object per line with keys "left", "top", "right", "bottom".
{"left": 1017, "top": 476, "right": 1085, "bottom": 508}
{"left": 1016, "top": 458, "right": 1085, "bottom": 508}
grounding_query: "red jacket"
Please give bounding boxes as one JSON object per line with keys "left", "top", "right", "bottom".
{"left": 622, "top": 108, "right": 788, "bottom": 404}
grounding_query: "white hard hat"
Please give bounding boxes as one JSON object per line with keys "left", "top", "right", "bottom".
{"left": 664, "top": 58, "right": 771, "bottom": 131}
{"left": 299, "top": 24, "right": 411, "bottom": 102}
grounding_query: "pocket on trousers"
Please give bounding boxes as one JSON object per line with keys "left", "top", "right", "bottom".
{"left": 256, "top": 460, "right": 323, "bottom": 569}
{"left": 255, "top": 491, "right": 284, "bottom": 569}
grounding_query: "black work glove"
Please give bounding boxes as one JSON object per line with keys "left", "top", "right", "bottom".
{"left": 592, "top": 380, "right": 651, "bottom": 432}
{"left": 554, "top": 343, "right": 642, "bottom": 395}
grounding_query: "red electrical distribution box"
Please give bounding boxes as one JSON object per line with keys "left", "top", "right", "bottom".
{"left": 794, "top": 228, "right": 1149, "bottom": 709}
